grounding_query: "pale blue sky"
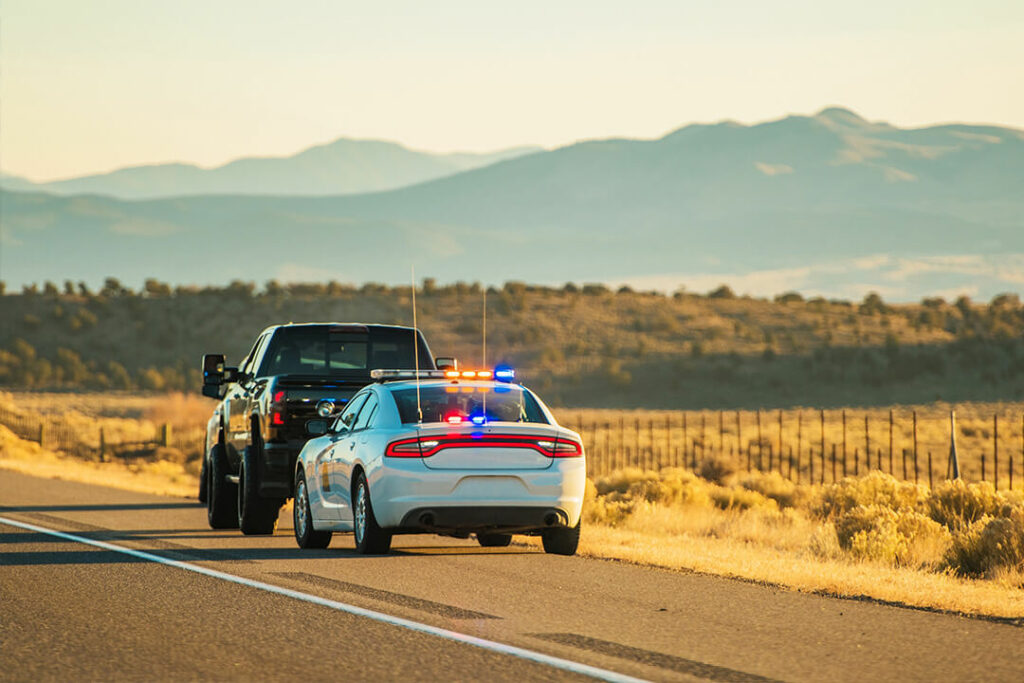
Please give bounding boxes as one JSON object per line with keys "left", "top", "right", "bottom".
{"left": 2, "top": 0, "right": 1022, "bottom": 180}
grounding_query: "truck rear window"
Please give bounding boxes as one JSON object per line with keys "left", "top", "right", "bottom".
{"left": 258, "top": 327, "right": 432, "bottom": 376}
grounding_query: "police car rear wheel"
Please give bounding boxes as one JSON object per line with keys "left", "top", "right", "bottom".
{"left": 476, "top": 533, "right": 513, "bottom": 547}
{"left": 353, "top": 474, "right": 392, "bottom": 554}
{"left": 541, "top": 519, "right": 581, "bottom": 556}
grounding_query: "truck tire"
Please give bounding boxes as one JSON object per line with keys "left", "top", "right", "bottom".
{"left": 238, "top": 445, "right": 283, "bottom": 535}
{"left": 197, "top": 454, "right": 209, "bottom": 504}
{"left": 207, "top": 444, "right": 239, "bottom": 529}
{"left": 293, "top": 468, "right": 332, "bottom": 549}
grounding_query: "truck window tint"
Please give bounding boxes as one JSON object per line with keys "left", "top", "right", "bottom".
{"left": 259, "top": 327, "right": 432, "bottom": 376}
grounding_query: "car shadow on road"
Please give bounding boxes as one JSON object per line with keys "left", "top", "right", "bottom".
{"left": 0, "top": 502, "right": 203, "bottom": 513}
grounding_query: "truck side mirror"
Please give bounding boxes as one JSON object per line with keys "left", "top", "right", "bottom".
{"left": 202, "top": 354, "right": 226, "bottom": 397}
{"left": 436, "top": 357, "right": 458, "bottom": 371}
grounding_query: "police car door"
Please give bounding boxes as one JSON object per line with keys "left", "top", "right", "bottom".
{"left": 333, "top": 392, "right": 379, "bottom": 525}
{"left": 317, "top": 392, "right": 367, "bottom": 521}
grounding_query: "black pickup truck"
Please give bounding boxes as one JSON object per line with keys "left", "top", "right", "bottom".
{"left": 199, "top": 323, "right": 439, "bottom": 534}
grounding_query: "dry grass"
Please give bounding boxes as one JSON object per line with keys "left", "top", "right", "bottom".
{"left": 0, "top": 424, "right": 198, "bottom": 498}
{"left": 517, "top": 467, "right": 1024, "bottom": 618}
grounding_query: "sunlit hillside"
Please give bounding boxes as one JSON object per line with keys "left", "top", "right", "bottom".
{"left": 2, "top": 279, "right": 1022, "bottom": 409}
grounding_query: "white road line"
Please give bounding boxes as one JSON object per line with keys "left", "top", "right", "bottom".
{"left": 0, "top": 516, "right": 647, "bottom": 683}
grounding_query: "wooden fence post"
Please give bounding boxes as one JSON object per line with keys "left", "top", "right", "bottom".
{"left": 928, "top": 451, "right": 934, "bottom": 489}
{"left": 719, "top": 410, "right": 725, "bottom": 456}
{"left": 778, "top": 410, "right": 784, "bottom": 469}
{"left": 902, "top": 448, "right": 908, "bottom": 481}
{"left": 842, "top": 410, "right": 847, "bottom": 477}
{"left": 161, "top": 423, "right": 171, "bottom": 447}
{"left": 820, "top": 410, "right": 826, "bottom": 477}
{"left": 37, "top": 424, "right": 45, "bottom": 449}
{"left": 831, "top": 443, "right": 837, "bottom": 482}
{"left": 756, "top": 409, "right": 763, "bottom": 470}
{"left": 913, "top": 410, "right": 918, "bottom": 483}
{"left": 864, "top": 414, "right": 870, "bottom": 472}
{"left": 982, "top": 452, "right": 987, "bottom": 484}
{"left": 994, "top": 414, "right": 999, "bottom": 491}
{"left": 797, "top": 411, "right": 803, "bottom": 478}
{"left": 99, "top": 427, "right": 106, "bottom": 462}
{"left": 889, "top": 409, "right": 895, "bottom": 475}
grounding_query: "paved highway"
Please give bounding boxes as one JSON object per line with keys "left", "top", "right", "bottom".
{"left": 2, "top": 470, "right": 1022, "bottom": 682}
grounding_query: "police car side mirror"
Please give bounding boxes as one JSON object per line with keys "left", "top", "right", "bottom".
{"left": 306, "top": 419, "right": 328, "bottom": 437}
{"left": 436, "top": 357, "right": 458, "bottom": 371}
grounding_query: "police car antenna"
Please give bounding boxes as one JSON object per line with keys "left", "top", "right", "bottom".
{"left": 411, "top": 266, "right": 422, "bottom": 423}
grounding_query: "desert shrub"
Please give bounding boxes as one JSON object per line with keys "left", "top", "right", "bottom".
{"left": 739, "top": 471, "right": 801, "bottom": 508}
{"left": 835, "top": 504, "right": 950, "bottom": 567}
{"left": 945, "top": 509, "right": 1024, "bottom": 577}
{"left": 815, "top": 471, "right": 928, "bottom": 519}
{"left": 698, "top": 455, "right": 736, "bottom": 485}
{"left": 927, "top": 479, "right": 1007, "bottom": 530}
{"left": 709, "top": 486, "right": 777, "bottom": 512}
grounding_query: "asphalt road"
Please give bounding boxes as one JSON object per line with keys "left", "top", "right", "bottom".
{"left": 2, "top": 470, "right": 1023, "bottom": 682}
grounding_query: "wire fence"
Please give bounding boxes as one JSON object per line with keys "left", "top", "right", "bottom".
{"left": 0, "top": 404, "right": 205, "bottom": 462}
{"left": 3, "top": 401, "right": 1022, "bottom": 491}
{"left": 557, "top": 408, "right": 1024, "bottom": 491}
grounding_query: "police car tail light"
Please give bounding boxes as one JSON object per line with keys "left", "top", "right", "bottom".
{"left": 535, "top": 439, "right": 582, "bottom": 457}
{"left": 385, "top": 438, "right": 440, "bottom": 457}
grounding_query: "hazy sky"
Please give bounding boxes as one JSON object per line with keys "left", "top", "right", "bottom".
{"left": 2, "top": 0, "right": 1022, "bottom": 181}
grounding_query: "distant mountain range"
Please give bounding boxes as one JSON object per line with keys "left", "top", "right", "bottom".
{"left": 2, "top": 107, "right": 1022, "bottom": 300}
{"left": 0, "top": 140, "right": 543, "bottom": 198}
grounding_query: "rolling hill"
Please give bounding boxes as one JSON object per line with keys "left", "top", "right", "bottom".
{"left": 0, "top": 139, "right": 542, "bottom": 199}
{"left": 2, "top": 107, "right": 1022, "bottom": 299}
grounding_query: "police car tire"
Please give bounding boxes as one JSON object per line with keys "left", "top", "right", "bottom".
{"left": 207, "top": 444, "right": 239, "bottom": 529}
{"left": 476, "top": 533, "right": 513, "bottom": 547}
{"left": 238, "top": 445, "right": 281, "bottom": 535}
{"left": 541, "top": 519, "right": 581, "bottom": 556}
{"left": 353, "top": 473, "right": 392, "bottom": 555}
{"left": 197, "top": 453, "right": 209, "bottom": 504}
{"left": 293, "top": 468, "right": 332, "bottom": 549}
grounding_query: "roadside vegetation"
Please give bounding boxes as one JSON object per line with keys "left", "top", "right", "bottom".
{"left": 3, "top": 391, "right": 1024, "bottom": 619}
{"left": 2, "top": 279, "right": 1024, "bottom": 408}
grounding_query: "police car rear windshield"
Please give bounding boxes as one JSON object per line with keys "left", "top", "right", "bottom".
{"left": 258, "top": 326, "right": 432, "bottom": 376}
{"left": 391, "top": 386, "right": 548, "bottom": 424}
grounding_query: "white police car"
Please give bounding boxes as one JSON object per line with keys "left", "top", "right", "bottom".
{"left": 292, "top": 367, "right": 586, "bottom": 555}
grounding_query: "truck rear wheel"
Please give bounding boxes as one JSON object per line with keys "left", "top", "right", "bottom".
{"left": 238, "top": 445, "right": 283, "bottom": 535}
{"left": 207, "top": 444, "right": 239, "bottom": 529}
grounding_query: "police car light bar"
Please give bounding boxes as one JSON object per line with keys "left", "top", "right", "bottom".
{"left": 371, "top": 367, "right": 517, "bottom": 383}
{"left": 371, "top": 369, "right": 446, "bottom": 381}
